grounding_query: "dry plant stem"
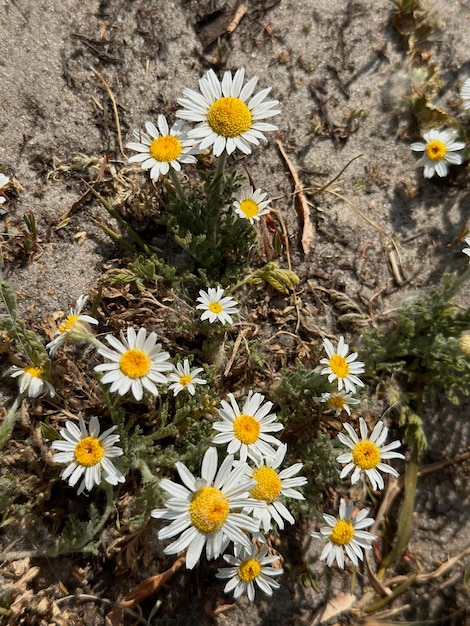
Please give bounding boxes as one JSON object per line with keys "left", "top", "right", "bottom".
{"left": 226, "top": 3, "right": 247, "bottom": 32}
{"left": 275, "top": 136, "right": 314, "bottom": 254}
{"left": 91, "top": 66, "right": 127, "bottom": 160}
{"left": 326, "top": 188, "right": 403, "bottom": 270}
{"left": 364, "top": 574, "right": 417, "bottom": 614}
{"left": 56, "top": 594, "right": 150, "bottom": 625}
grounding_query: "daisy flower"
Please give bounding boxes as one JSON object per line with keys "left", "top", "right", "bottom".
{"left": 196, "top": 287, "right": 239, "bottom": 325}
{"left": 336, "top": 417, "right": 405, "bottom": 491}
{"left": 176, "top": 67, "right": 280, "bottom": 157}
{"left": 320, "top": 336, "right": 365, "bottom": 394}
{"left": 151, "top": 446, "right": 259, "bottom": 570}
{"left": 242, "top": 443, "right": 307, "bottom": 533}
{"left": 126, "top": 116, "right": 199, "bottom": 180}
{"left": 94, "top": 327, "right": 172, "bottom": 401}
{"left": 216, "top": 545, "right": 282, "bottom": 602}
{"left": 462, "top": 236, "right": 470, "bottom": 260}
{"left": 11, "top": 364, "right": 56, "bottom": 398}
{"left": 168, "top": 358, "right": 207, "bottom": 396}
{"left": 317, "top": 390, "right": 361, "bottom": 416}
{"left": 233, "top": 187, "right": 271, "bottom": 224}
{"left": 461, "top": 78, "right": 470, "bottom": 111}
{"left": 51, "top": 414, "right": 125, "bottom": 495}
{"left": 311, "top": 498, "right": 376, "bottom": 569}
{"left": 411, "top": 128, "right": 465, "bottom": 178}
{"left": 46, "top": 295, "right": 98, "bottom": 356}
{"left": 213, "top": 391, "right": 283, "bottom": 463}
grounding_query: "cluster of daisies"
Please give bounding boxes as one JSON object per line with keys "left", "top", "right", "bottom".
{"left": 311, "top": 336, "right": 404, "bottom": 569}
{"left": 126, "top": 67, "right": 278, "bottom": 224}
{"left": 152, "top": 392, "right": 308, "bottom": 600}
{"left": 11, "top": 286, "right": 240, "bottom": 401}
{"left": 410, "top": 78, "right": 470, "bottom": 179}
{"left": 9, "top": 288, "right": 409, "bottom": 600}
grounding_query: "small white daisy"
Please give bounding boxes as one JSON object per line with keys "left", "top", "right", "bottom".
{"left": 168, "top": 359, "right": 207, "bottom": 396}
{"left": 233, "top": 187, "right": 271, "bottom": 224}
{"left": 46, "top": 295, "right": 98, "bottom": 356}
{"left": 316, "top": 390, "right": 361, "bottom": 416}
{"left": 462, "top": 236, "right": 470, "bottom": 260}
{"left": 51, "top": 414, "right": 125, "bottom": 495}
{"left": 196, "top": 287, "right": 239, "bottom": 325}
{"left": 242, "top": 443, "right": 307, "bottom": 533}
{"left": 151, "top": 446, "right": 259, "bottom": 569}
{"left": 320, "top": 336, "right": 365, "bottom": 394}
{"left": 126, "top": 116, "right": 199, "bottom": 180}
{"left": 311, "top": 498, "right": 376, "bottom": 569}
{"left": 216, "top": 545, "right": 283, "bottom": 602}
{"left": 336, "top": 417, "right": 405, "bottom": 491}
{"left": 11, "top": 364, "right": 56, "bottom": 398}
{"left": 212, "top": 391, "right": 283, "bottom": 463}
{"left": 461, "top": 78, "right": 470, "bottom": 111}
{"left": 94, "top": 327, "right": 172, "bottom": 401}
{"left": 411, "top": 128, "right": 465, "bottom": 178}
{"left": 176, "top": 67, "right": 280, "bottom": 157}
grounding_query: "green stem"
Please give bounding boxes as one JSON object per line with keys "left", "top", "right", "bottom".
{"left": 169, "top": 168, "right": 189, "bottom": 205}
{"left": 0, "top": 393, "right": 23, "bottom": 451}
{"left": 378, "top": 443, "right": 420, "bottom": 577}
{"left": 450, "top": 265, "right": 470, "bottom": 295}
{"left": 55, "top": 484, "right": 116, "bottom": 556}
{"left": 214, "top": 150, "right": 227, "bottom": 184}
{"left": 86, "top": 185, "right": 151, "bottom": 255}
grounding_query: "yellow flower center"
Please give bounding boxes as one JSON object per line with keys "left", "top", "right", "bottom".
{"left": 328, "top": 396, "right": 345, "bottom": 410}
{"left": 207, "top": 97, "right": 252, "bottom": 138}
{"left": 59, "top": 314, "right": 78, "bottom": 333}
{"left": 233, "top": 414, "right": 261, "bottom": 445}
{"left": 179, "top": 374, "right": 192, "bottom": 386}
{"left": 119, "top": 349, "right": 151, "bottom": 379}
{"left": 189, "top": 486, "right": 230, "bottom": 533}
{"left": 250, "top": 467, "right": 282, "bottom": 503}
{"left": 24, "top": 366, "right": 43, "bottom": 378}
{"left": 208, "top": 301, "right": 223, "bottom": 314}
{"left": 238, "top": 558, "right": 262, "bottom": 582}
{"left": 149, "top": 135, "right": 183, "bottom": 163}
{"left": 329, "top": 355, "right": 350, "bottom": 379}
{"left": 425, "top": 139, "right": 447, "bottom": 161}
{"left": 352, "top": 440, "right": 381, "bottom": 470}
{"left": 239, "top": 199, "right": 259, "bottom": 218}
{"left": 74, "top": 436, "right": 104, "bottom": 467}
{"left": 330, "top": 519, "right": 355, "bottom": 545}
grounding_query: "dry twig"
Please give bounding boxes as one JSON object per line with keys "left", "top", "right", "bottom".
{"left": 275, "top": 136, "right": 314, "bottom": 254}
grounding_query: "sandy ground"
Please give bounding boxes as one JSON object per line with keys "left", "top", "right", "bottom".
{"left": 1, "top": 0, "right": 470, "bottom": 624}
